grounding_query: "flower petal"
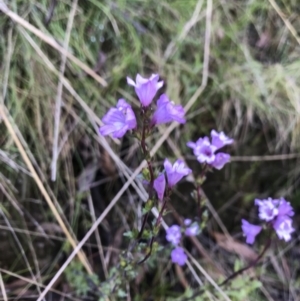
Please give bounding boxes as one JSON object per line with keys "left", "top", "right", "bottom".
{"left": 153, "top": 173, "right": 166, "bottom": 201}
{"left": 241, "top": 219, "right": 262, "bottom": 244}
{"left": 126, "top": 77, "right": 136, "bottom": 87}
{"left": 171, "top": 247, "right": 187, "bottom": 266}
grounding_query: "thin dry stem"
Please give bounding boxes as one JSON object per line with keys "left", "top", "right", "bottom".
{"left": 0, "top": 272, "right": 7, "bottom": 301}
{"left": 268, "top": 0, "right": 300, "bottom": 46}
{"left": 0, "top": 182, "right": 23, "bottom": 215}
{"left": 187, "top": 250, "right": 232, "bottom": 301}
{"left": 2, "top": 28, "right": 14, "bottom": 103}
{"left": 164, "top": 0, "right": 204, "bottom": 59}
{"left": 87, "top": 193, "right": 109, "bottom": 278}
{"left": 231, "top": 154, "right": 300, "bottom": 161}
{"left": 51, "top": 0, "right": 78, "bottom": 181}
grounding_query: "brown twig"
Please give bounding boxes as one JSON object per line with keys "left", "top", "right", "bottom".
{"left": 220, "top": 238, "right": 272, "bottom": 287}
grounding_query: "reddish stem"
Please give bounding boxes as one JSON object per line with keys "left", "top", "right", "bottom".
{"left": 137, "top": 109, "right": 155, "bottom": 240}
{"left": 138, "top": 193, "right": 170, "bottom": 264}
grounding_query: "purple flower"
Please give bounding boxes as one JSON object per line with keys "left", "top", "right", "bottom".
{"left": 151, "top": 94, "right": 185, "bottom": 125}
{"left": 211, "top": 153, "right": 230, "bottom": 170}
{"left": 187, "top": 132, "right": 233, "bottom": 170}
{"left": 241, "top": 219, "right": 262, "bottom": 244}
{"left": 184, "top": 219, "right": 192, "bottom": 226}
{"left": 277, "top": 198, "right": 294, "bottom": 217}
{"left": 166, "top": 225, "right": 181, "bottom": 245}
{"left": 153, "top": 173, "right": 166, "bottom": 201}
{"left": 187, "top": 137, "right": 217, "bottom": 164}
{"left": 164, "top": 159, "right": 192, "bottom": 188}
{"left": 187, "top": 137, "right": 209, "bottom": 154}
{"left": 255, "top": 198, "right": 279, "bottom": 222}
{"left": 273, "top": 216, "right": 295, "bottom": 242}
{"left": 243, "top": 197, "right": 294, "bottom": 243}
{"left": 171, "top": 247, "right": 187, "bottom": 266}
{"left": 127, "top": 74, "right": 163, "bottom": 107}
{"left": 211, "top": 130, "right": 234, "bottom": 150}
{"left": 99, "top": 99, "right": 137, "bottom": 138}
{"left": 185, "top": 223, "right": 199, "bottom": 236}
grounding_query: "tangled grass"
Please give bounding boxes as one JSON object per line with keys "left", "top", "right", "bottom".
{"left": 1, "top": 0, "right": 300, "bottom": 300}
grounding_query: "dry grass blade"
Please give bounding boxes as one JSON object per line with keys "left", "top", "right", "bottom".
{"left": 268, "top": 0, "right": 300, "bottom": 46}
{"left": 19, "top": 27, "right": 120, "bottom": 145}
{"left": 87, "top": 193, "right": 109, "bottom": 279}
{"left": 0, "top": 4, "right": 107, "bottom": 87}
{"left": 231, "top": 154, "right": 300, "bottom": 161}
{"left": 0, "top": 208, "right": 44, "bottom": 299}
{"left": 51, "top": 0, "right": 78, "bottom": 181}
{"left": 0, "top": 272, "right": 8, "bottom": 301}
{"left": 185, "top": 261, "right": 216, "bottom": 301}
{"left": 187, "top": 250, "right": 232, "bottom": 301}
{"left": 184, "top": 0, "right": 212, "bottom": 112}
{"left": 0, "top": 268, "right": 82, "bottom": 301}
{"left": 164, "top": 0, "right": 204, "bottom": 59}
{"left": 0, "top": 1, "right": 8, "bottom": 12}
{"left": 0, "top": 105, "right": 92, "bottom": 275}
{"left": 2, "top": 27, "right": 14, "bottom": 103}
{"left": 212, "top": 232, "right": 258, "bottom": 261}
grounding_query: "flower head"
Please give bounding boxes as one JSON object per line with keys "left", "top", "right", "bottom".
{"left": 153, "top": 173, "right": 166, "bottom": 201}
{"left": 241, "top": 219, "right": 262, "bottom": 244}
{"left": 187, "top": 132, "right": 233, "bottom": 170}
{"left": 185, "top": 223, "right": 199, "bottom": 236}
{"left": 273, "top": 216, "right": 295, "bottom": 242}
{"left": 164, "top": 159, "right": 192, "bottom": 188}
{"left": 166, "top": 225, "right": 181, "bottom": 245}
{"left": 255, "top": 198, "right": 279, "bottom": 222}
{"left": 99, "top": 99, "right": 137, "bottom": 138}
{"left": 171, "top": 247, "right": 187, "bottom": 266}
{"left": 211, "top": 153, "right": 230, "bottom": 170}
{"left": 243, "top": 197, "right": 294, "bottom": 244}
{"left": 151, "top": 94, "right": 185, "bottom": 125}
{"left": 277, "top": 198, "right": 294, "bottom": 217}
{"left": 127, "top": 74, "right": 163, "bottom": 107}
{"left": 211, "top": 130, "right": 234, "bottom": 150}
{"left": 187, "top": 137, "right": 216, "bottom": 164}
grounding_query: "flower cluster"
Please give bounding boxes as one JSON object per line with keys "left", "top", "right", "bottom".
{"left": 166, "top": 220, "right": 200, "bottom": 266}
{"left": 99, "top": 73, "right": 296, "bottom": 271}
{"left": 187, "top": 130, "right": 233, "bottom": 170}
{"left": 100, "top": 74, "right": 186, "bottom": 138}
{"left": 242, "top": 197, "right": 295, "bottom": 244}
{"left": 153, "top": 159, "right": 192, "bottom": 201}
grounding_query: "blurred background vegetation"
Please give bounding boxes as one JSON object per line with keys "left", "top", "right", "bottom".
{"left": 1, "top": 0, "right": 300, "bottom": 300}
